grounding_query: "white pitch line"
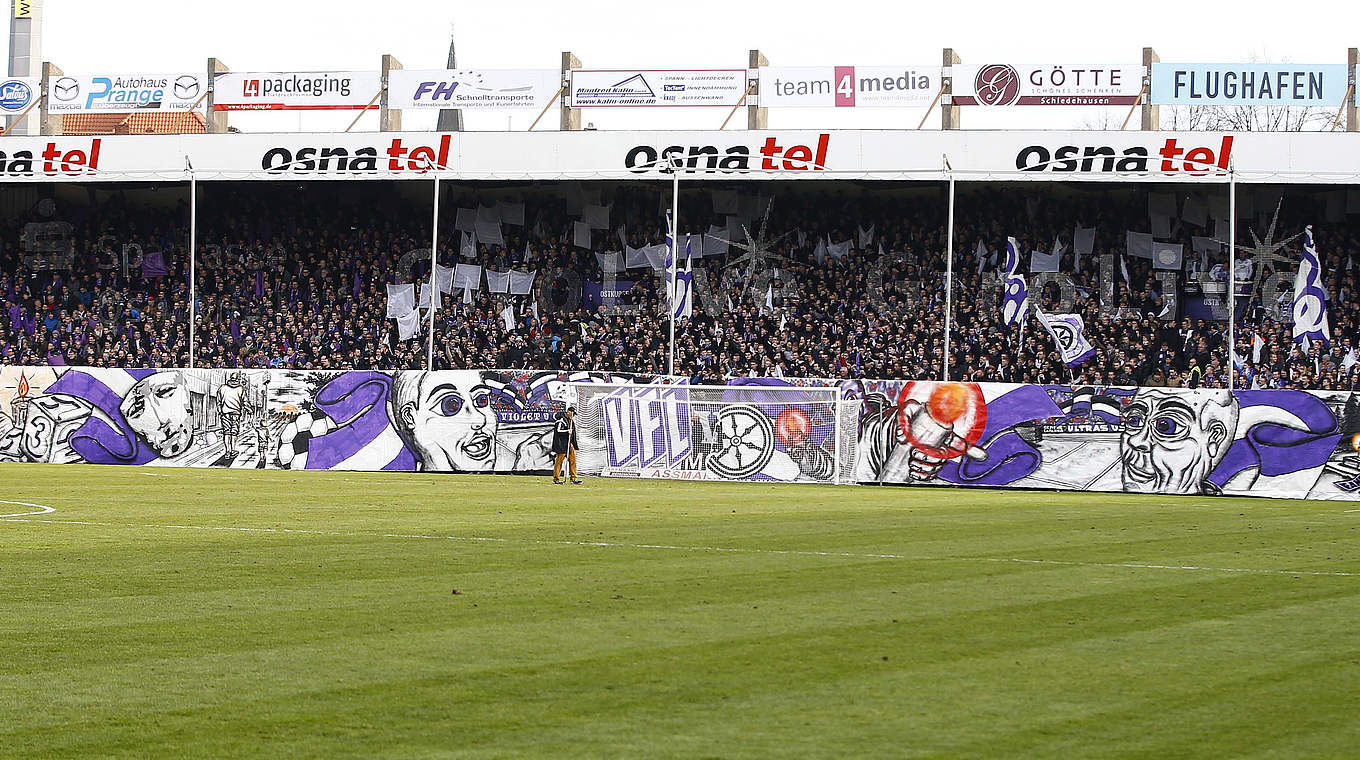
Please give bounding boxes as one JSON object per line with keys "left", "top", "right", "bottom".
{"left": 0, "top": 499, "right": 55, "bottom": 518}
{"left": 2, "top": 514, "right": 1358, "bottom": 578}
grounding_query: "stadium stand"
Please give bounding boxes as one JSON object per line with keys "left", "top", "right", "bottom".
{"left": 3, "top": 182, "right": 1356, "bottom": 390}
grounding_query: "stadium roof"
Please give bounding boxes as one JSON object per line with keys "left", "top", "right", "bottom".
{"left": 61, "top": 112, "right": 207, "bottom": 136}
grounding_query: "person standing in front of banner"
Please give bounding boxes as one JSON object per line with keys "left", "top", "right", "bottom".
{"left": 552, "top": 406, "right": 582, "bottom": 485}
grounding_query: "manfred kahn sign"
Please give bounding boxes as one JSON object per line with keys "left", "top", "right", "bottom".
{"left": 569, "top": 69, "right": 747, "bottom": 107}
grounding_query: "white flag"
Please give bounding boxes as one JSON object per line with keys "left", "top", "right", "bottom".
{"left": 454, "top": 207, "right": 476, "bottom": 232}
{"left": 1029, "top": 246, "right": 1060, "bottom": 273}
{"left": 1036, "top": 311, "right": 1096, "bottom": 367}
{"left": 813, "top": 237, "right": 828, "bottom": 265}
{"left": 1292, "top": 225, "right": 1331, "bottom": 348}
{"left": 498, "top": 202, "right": 525, "bottom": 226}
{"left": 460, "top": 230, "right": 477, "bottom": 259}
{"left": 501, "top": 305, "right": 516, "bottom": 331}
{"left": 385, "top": 283, "right": 415, "bottom": 318}
{"left": 508, "top": 269, "right": 535, "bottom": 295}
{"left": 453, "top": 263, "right": 482, "bottom": 292}
{"left": 573, "top": 221, "right": 592, "bottom": 249}
{"left": 434, "top": 264, "right": 454, "bottom": 294}
{"left": 671, "top": 235, "right": 694, "bottom": 321}
{"left": 583, "top": 204, "right": 610, "bottom": 230}
{"left": 1126, "top": 231, "right": 1154, "bottom": 259}
{"left": 1073, "top": 226, "right": 1096, "bottom": 257}
{"left": 1152, "top": 242, "right": 1184, "bottom": 271}
{"left": 857, "top": 224, "right": 875, "bottom": 248}
{"left": 827, "top": 239, "right": 852, "bottom": 259}
{"left": 704, "top": 225, "right": 729, "bottom": 256}
{"left": 486, "top": 269, "right": 511, "bottom": 293}
{"left": 395, "top": 307, "right": 422, "bottom": 341}
{"left": 475, "top": 218, "right": 503, "bottom": 246}
{"left": 595, "top": 251, "right": 622, "bottom": 273}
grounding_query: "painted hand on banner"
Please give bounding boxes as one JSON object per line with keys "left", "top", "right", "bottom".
{"left": 878, "top": 399, "right": 987, "bottom": 482}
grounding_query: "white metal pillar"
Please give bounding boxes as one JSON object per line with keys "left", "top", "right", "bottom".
{"left": 188, "top": 170, "right": 197, "bottom": 369}
{"left": 427, "top": 168, "right": 440, "bottom": 371}
{"left": 943, "top": 170, "right": 955, "bottom": 382}
{"left": 667, "top": 169, "right": 679, "bottom": 377}
{"left": 1227, "top": 163, "right": 1236, "bottom": 388}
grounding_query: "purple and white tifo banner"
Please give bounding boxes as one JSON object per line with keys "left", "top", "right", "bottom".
{"left": 5, "top": 365, "right": 1360, "bottom": 501}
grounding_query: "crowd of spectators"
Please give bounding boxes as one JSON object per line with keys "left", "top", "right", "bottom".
{"left": 3, "top": 181, "right": 1358, "bottom": 391}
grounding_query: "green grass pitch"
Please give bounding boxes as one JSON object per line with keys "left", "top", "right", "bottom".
{"left": 2, "top": 463, "right": 1359, "bottom": 759}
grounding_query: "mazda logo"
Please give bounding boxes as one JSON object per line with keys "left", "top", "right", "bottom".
{"left": 173, "top": 75, "right": 200, "bottom": 100}
{"left": 51, "top": 76, "right": 79, "bottom": 101}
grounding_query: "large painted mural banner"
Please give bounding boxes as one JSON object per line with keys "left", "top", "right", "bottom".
{"left": 0, "top": 366, "right": 671, "bottom": 474}
{"left": 3, "top": 366, "right": 1359, "bottom": 500}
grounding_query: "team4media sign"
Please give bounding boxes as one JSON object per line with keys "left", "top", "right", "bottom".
{"left": 760, "top": 66, "right": 939, "bottom": 108}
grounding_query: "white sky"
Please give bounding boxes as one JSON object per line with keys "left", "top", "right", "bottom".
{"left": 14, "top": 0, "right": 1359, "bottom": 133}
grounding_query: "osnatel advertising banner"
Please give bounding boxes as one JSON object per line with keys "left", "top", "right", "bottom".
{"left": 0, "top": 77, "right": 39, "bottom": 112}
{"left": 212, "top": 71, "right": 383, "bottom": 111}
{"left": 759, "top": 66, "right": 940, "bottom": 107}
{"left": 568, "top": 69, "right": 747, "bottom": 107}
{"left": 951, "top": 64, "right": 1144, "bottom": 106}
{"left": 1150, "top": 63, "right": 1352, "bottom": 106}
{"left": 0, "top": 130, "right": 1358, "bottom": 183}
{"left": 386, "top": 69, "right": 560, "bottom": 110}
{"left": 45, "top": 74, "right": 207, "bottom": 113}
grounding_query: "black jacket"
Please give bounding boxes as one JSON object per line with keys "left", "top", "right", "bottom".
{"left": 551, "top": 415, "right": 578, "bottom": 454}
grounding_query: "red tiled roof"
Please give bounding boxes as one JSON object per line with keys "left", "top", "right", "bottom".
{"left": 62, "top": 111, "right": 206, "bottom": 136}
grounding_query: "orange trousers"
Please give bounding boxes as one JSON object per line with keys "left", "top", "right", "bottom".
{"left": 553, "top": 448, "right": 577, "bottom": 480}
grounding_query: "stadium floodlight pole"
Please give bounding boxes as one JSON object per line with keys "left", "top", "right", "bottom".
{"left": 667, "top": 158, "right": 679, "bottom": 377}
{"left": 428, "top": 159, "right": 440, "bottom": 372}
{"left": 187, "top": 157, "right": 196, "bottom": 370}
{"left": 943, "top": 155, "right": 955, "bottom": 383}
{"left": 1228, "top": 158, "right": 1237, "bottom": 389}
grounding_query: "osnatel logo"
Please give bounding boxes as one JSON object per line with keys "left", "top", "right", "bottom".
{"left": 974, "top": 64, "right": 1020, "bottom": 106}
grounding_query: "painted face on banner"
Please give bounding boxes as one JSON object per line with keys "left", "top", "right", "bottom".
{"left": 119, "top": 371, "right": 195, "bottom": 458}
{"left": 399, "top": 376, "right": 498, "bottom": 471}
{"left": 1120, "top": 388, "right": 1237, "bottom": 494}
